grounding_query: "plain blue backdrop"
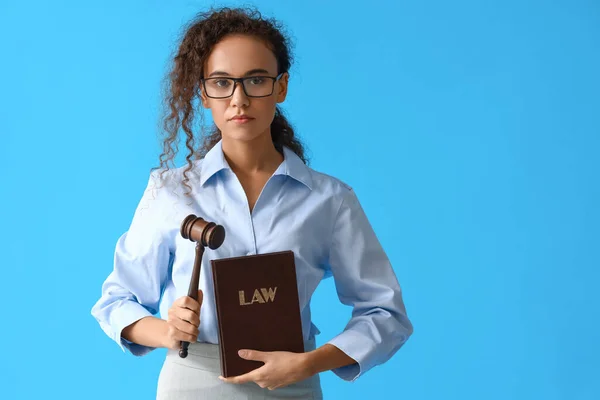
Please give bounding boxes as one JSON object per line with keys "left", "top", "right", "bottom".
{"left": 1, "top": 0, "right": 598, "bottom": 399}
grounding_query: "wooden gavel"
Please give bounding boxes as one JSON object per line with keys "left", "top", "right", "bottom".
{"left": 178, "top": 214, "right": 226, "bottom": 358}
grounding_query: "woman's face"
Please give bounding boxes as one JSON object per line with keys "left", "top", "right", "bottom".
{"left": 201, "top": 34, "right": 289, "bottom": 144}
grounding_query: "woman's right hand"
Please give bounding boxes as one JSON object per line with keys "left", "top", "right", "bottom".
{"left": 163, "top": 290, "right": 203, "bottom": 349}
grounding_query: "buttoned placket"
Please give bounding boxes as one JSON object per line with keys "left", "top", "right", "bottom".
{"left": 228, "top": 169, "right": 283, "bottom": 257}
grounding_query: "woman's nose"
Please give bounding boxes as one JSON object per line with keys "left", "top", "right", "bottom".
{"left": 229, "top": 81, "right": 249, "bottom": 107}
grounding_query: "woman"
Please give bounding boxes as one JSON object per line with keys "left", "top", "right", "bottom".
{"left": 91, "top": 7, "right": 413, "bottom": 399}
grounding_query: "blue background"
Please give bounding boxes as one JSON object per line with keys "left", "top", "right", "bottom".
{"left": 1, "top": 0, "right": 598, "bottom": 399}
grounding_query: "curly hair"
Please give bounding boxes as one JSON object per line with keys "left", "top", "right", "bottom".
{"left": 154, "top": 6, "right": 308, "bottom": 195}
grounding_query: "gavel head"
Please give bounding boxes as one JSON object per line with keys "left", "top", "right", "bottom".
{"left": 180, "top": 214, "right": 226, "bottom": 250}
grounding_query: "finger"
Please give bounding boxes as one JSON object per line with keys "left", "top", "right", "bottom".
{"left": 175, "top": 331, "right": 197, "bottom": 344}
{"left": 180, "top": 296, "right": 201, "bottom": 314}
{"left": 219, "top": 370, "right": 260, "bottom": 385}
{"left": 167, "top": 325, "right": 197, "bottom": 344}
{"left": 171, "top": 317, "right": 200, "bottom": 337}
{"left": 238, "top": 349, "right": 269, "bottom": 362}
{"left": 268, "top": 383, "right": 286, "bottom": 391}
{"left": 174, "top": 307, "right": 200, "bottom": 327}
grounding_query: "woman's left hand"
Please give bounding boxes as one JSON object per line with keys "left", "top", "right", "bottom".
{"left": 219, "top": 349, "right": 314, "bottom": 390}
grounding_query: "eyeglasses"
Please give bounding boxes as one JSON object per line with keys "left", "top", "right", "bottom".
{"left": 201, "top": 73, "right": 284, "bottom": 99}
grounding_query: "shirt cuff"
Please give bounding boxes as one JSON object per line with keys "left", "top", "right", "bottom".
{"left": 326, "top": 329, "right": 377, "bottom": 382}
{"left": 109, "top": 300, "right": 156, "bottom": 356}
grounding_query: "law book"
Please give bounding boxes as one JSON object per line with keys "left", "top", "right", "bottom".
{"left": 210, "top": 250, "right": 305, "bottom": 378}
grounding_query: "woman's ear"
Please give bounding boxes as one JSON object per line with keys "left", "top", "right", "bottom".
{"left": 200, "top": 89, "right": 210, "bottom": 109}
{"left": 276, "top": 72, "right": 289, "bottom": 103}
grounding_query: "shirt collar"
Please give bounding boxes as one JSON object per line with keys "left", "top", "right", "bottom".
{"left": 199, "top": 140, "right": 230, "bottom": 187}
{"left": 199, "top": 140, "right": 313, "bottom": 190}
{"left": 277, "top": 146, "right": 313, "bottom": 190}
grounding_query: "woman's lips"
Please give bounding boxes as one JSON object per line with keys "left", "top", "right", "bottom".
{"left": 230, "top": 116, "right": 255, "bottom": 124}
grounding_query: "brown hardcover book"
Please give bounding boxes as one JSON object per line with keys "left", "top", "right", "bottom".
{"left": 210, "top": 250, "right": 305, "bottom": 378}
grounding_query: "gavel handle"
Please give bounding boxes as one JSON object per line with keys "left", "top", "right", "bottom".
{"left": 179, "top": 242, "right": 205, "bottom": 358}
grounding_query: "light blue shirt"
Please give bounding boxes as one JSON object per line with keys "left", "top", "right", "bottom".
{"left": 91, "top": 140, "right": 413, "bottom": 382}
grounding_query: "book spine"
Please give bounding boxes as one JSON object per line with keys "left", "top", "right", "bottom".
{"left": 211, "top": 262, "right": 228, "bottom": 377}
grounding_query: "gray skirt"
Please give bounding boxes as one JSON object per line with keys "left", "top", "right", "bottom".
{"left": 156, "top": 338, "right": 323, "bottom": 399}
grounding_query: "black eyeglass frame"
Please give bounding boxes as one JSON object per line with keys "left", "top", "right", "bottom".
{"left": 200, "top": 72, "right": 285, "bottom": 99}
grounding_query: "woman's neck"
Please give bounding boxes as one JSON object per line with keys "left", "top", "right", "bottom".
{"left": 221, "top": 132, "right": 283, "bottom": 177}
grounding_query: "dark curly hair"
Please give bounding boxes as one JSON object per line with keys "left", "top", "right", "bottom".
{"left": 154, "top": 6, "right": 308, "bottom": 195}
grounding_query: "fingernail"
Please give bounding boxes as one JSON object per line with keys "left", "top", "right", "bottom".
{"left": 238, "top": 350, "right": 246, "bottom": 357}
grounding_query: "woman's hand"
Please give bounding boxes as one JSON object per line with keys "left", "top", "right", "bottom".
{"left": 219, "top": 349, "right": 314, "bottom": 390}
{"left": 162, "top": 290, "right": 203, "bottom": 349}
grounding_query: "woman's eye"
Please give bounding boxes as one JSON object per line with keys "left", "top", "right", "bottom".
{"left": 215, "top": 79, "right": 231, "bottom": 87}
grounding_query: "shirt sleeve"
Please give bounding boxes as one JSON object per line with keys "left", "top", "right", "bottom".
{"left": 325, "top": 187, "right": 413, "bottom": 381}
{"left": 91, "top": 171, "right": 172, "bottom": 356}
